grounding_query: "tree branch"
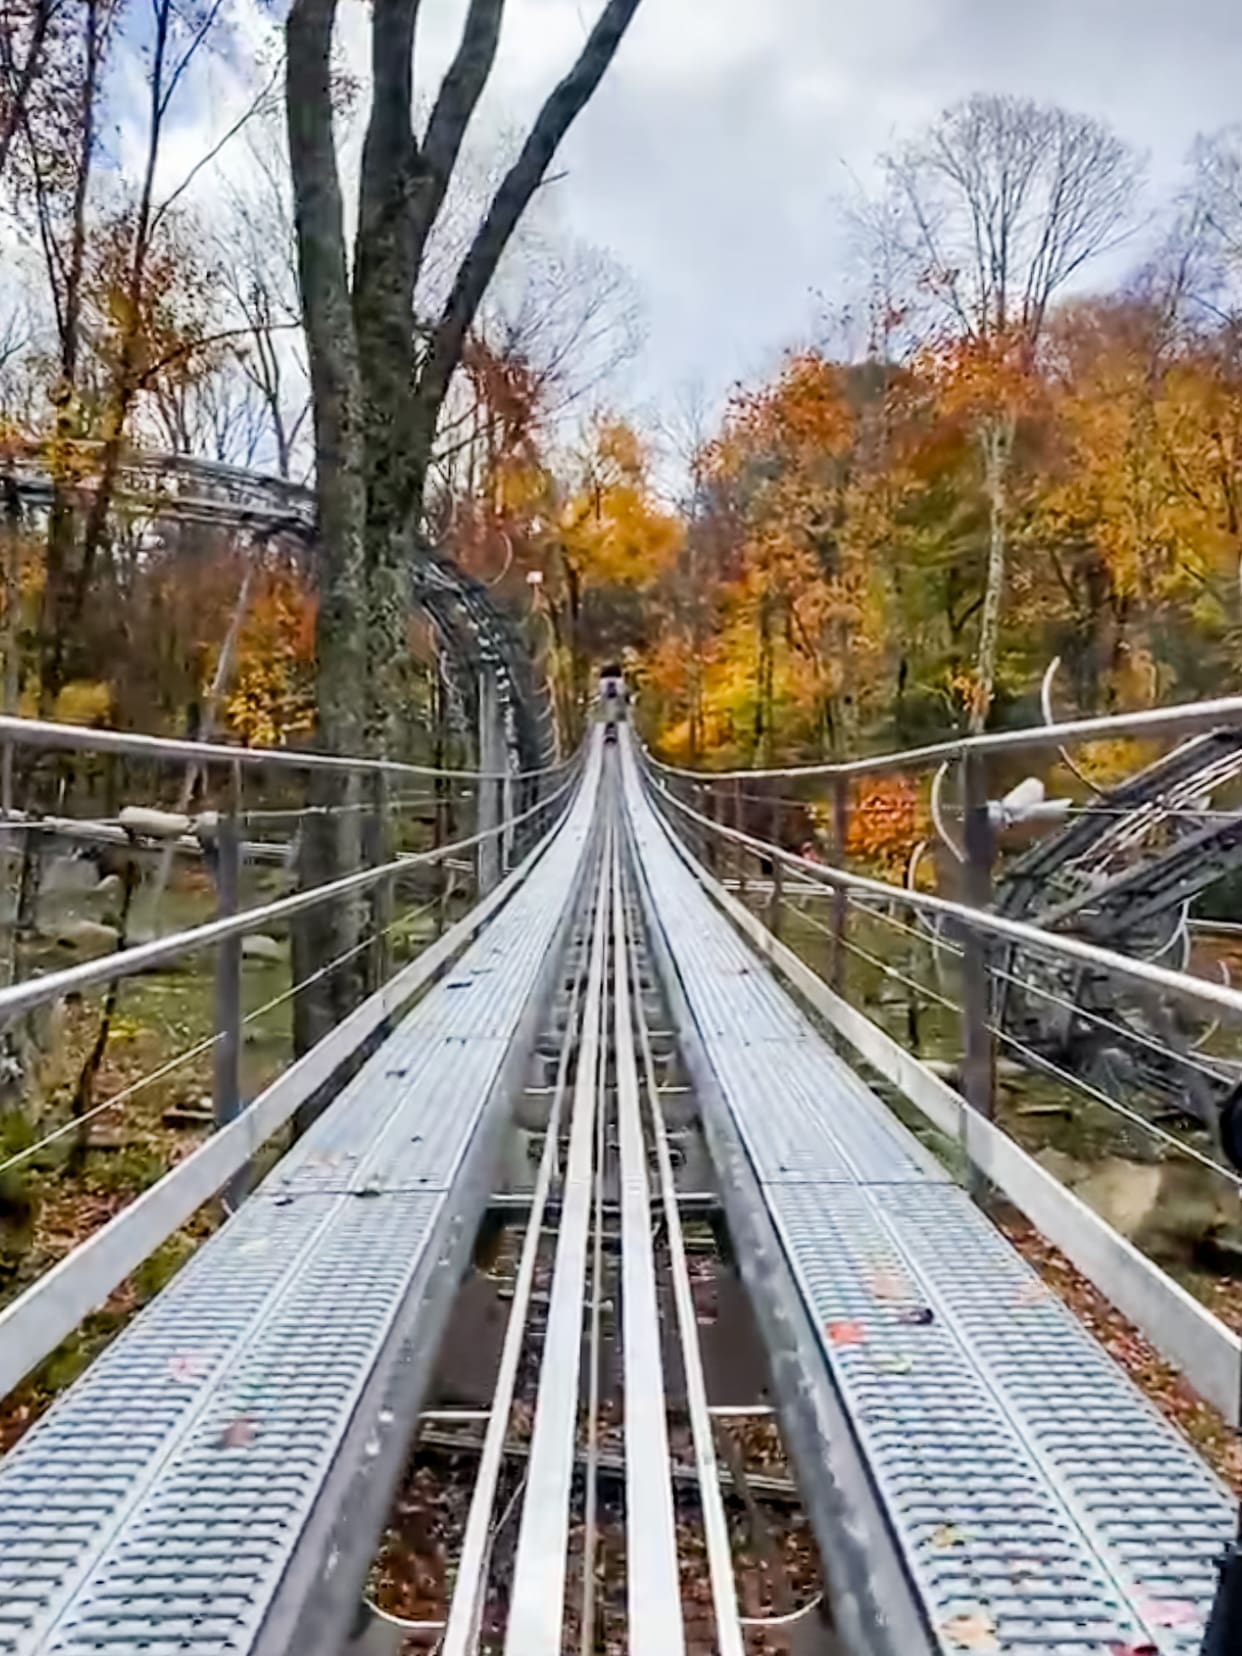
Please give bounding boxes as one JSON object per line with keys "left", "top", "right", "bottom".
{"left": 409, "top": 0, "right": 505, "bottom": 274}
{"left": 150, "top": 62, "right": 281, "bottom": 238}
{"left": 415, "top": 0, "right": 642, "bottom": 434}
{"left": 0, "top": 0, "right": 59, "bottom": 182}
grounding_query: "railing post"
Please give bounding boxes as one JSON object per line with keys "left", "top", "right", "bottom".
{"left": 477, "top": 667, "right": 503, "bottom": 897}
{"left": 434, "top": 776, "right": 449, "bottom": 938}
{"left": 365, "top": 769, "right": 392, "bottom": 988}
{"left": 961, "top": 749, "right": 995, "bottom": 1193}
{"left": 704, "top": 783, "right": 719, "bottom": 874}
{"left": 831, "top": 773, "right": 849, "bottom": 994}
{"left": 733, "top": 776, "right": 746, "bottom": 899}
{"left": 212, "top": 762, "right": 243, "bottom": 1171}
{"left": 502, "top": 766, "right": 514, "bottom": 873}
{"left": 767, "top": 789, "right": 784, "bottom": 940}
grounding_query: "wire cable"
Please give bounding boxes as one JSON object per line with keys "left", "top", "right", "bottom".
{"left": 0, "top": 891, "right": 449, "bottom": 1179}
{"left": 778, "top": 889, "right": 1242, "bottom": 1186}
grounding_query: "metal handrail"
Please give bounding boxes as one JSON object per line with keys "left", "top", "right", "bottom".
{"left": 646, "top": 694, "right": 1242, "bottom": 782}
{"left": 0, "top": 761, "right": 582, "bottom": 1023}
{"left": 0, "top": 713, "right": 577, "bottom": 782}
{"left": 0, "top": 754, "right": 595, "bottom": 1401}
{"left": 647, "top": 772, "right": 1242, "bottom": 1026}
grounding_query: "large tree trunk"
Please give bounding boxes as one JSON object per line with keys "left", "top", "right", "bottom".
{"left": 37, "top": 0, "right": 102, "bottom": 714}
{"left": 971, "top": 413, "right": 1013, "bottom": 733}
{"left": 287, "top": 0, "right": 369, "bottom": 1053}
{"left": 351, "top": 0, "right": 422, "bottom": 752}
{"left": 353, "top": 0, "right": 641, "bottom": 747}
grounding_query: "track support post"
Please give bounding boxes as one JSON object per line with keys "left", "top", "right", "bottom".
{"left": 767, "top": 789, "right": 784, "bottom": 940}
{"left": 961, "top": 749, "right": 995, "bottom": 1198}
{"left": 733, "top": 777, "right": 747, "bottom": 898}
{"left": 212, "top": 762, "right": 243, "bottom": 1196}
{"left": 477, "top": 666, "right": 504, "bottom": 897}
{"left": 364, "top": 770, "right": 392, "bottom": 989}
{"left": 704, "top": 782, "right": 719, "bottom": 875}
{"left": 830, "top": 773, "right": 849, "bottom": 994}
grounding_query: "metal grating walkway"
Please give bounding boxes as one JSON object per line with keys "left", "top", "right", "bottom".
{"left": 621, "top": 737, "right": 1235, "bottom": 1656}
{"left": 0, "top": 750, "right": 600, "bottom": 1656}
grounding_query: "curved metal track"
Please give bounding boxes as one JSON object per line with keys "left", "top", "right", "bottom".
{"left": 993, "top": 731, "right": 1242, "bottom": 1130}
{"left": 0, "top": 444, "right": 556, "bottom": 772}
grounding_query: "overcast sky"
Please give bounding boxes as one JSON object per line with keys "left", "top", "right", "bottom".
{"left": 141, "top": 0, "right": 1242, "bottom": 428}
{"left": 392, "top": 0, "right": 1242, "bottom": 418}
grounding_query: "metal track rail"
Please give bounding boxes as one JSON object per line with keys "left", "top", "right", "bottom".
{"left": 439, "top": 900, "right": 591, "bottom": 1656}
{"left": 504, "top": 833, "right": 611, "bottom": 1654}
{"left": 623, "top": 857, "right": 746, "bottom": 1656}
{"left": 621, "top": 733, "right": 1236, "bottom": 1656}
{"left": 0, "top": 750, "right": 601, "bottom": 1656}
{"left": 610, "top": 847, "right": 684, "bottom": 1656}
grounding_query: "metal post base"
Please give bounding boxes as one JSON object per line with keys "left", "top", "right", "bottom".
{"left": 1201, "top": 1544, "right": 1242, "bottom": 1655}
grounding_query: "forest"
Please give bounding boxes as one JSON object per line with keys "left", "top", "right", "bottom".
{"left": 0, "top": 3, "right": 1238, "bottom": 792}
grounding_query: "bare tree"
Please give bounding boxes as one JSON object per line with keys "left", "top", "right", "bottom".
{"left": 886, "top": 94, "right": 1142, "bottom": 727}
{"left": 10, "top": 0, "right": 120, "bottom": 710}
{"left": 1194, "top": 127, "right": 1242, "bottom": 258}
{"left": 429, "top": 231, "right": 643, "bottom": 523}
{"left": 1190, "top": 127, "right": 1242, "bottom": 321}
{"left": 287, "top": 0, "right": 644, "bottom": 749}
{"left": 486, "top": 232, "right": 643, "bottom": 419}
{"left": 70, "top": 5, "right": 278, "bottom": 665}
{"left": 219, "top": 127, "right": 311, "bottom": 479}
{"left": 0, "top": 0, "right": 63, "bottom": 183}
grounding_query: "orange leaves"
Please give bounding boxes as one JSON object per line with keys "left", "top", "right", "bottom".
{"left": 224, "top": 563, "right": 316, "bottom": 749}
{"left": 837, "top": 777, "right": 927, "bottom": 878}
{"left": 940, "top": 1609, "right": 999, "bottom": 1652}
{"left": 825, "top": 1319, "right": 866, "bottom": 1347}
{"left": 711, "top": 352, "right": 853, "bottom": 476}
{"left": 919, "top": 330, "right": 1043, "bottom": 427}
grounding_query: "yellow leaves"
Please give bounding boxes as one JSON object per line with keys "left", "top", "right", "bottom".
{"left": 940, "top": 1610, "right": 999, "bottom": 1652}
{"left": 559, "top": 418, "right": 683, "bottom": 592}
{"left": 224, "top": 571, "right": 315, "bottom": 748}
{"left": 930, "top": 1524, "right": 966, "bottom": 1550}
{"left": 594, "top": 417, "right": 644, "bottom": 477}
{"left": 48, "top": 679, "right": 112, "bottom": 727}
{"left": 1033, "top": 298, "right": 1242, "bottom": 635}
{"left": 493, "top": 460, "right": 548, "bottom": 522}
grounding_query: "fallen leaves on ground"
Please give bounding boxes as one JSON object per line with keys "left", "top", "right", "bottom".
{"left": 1000, "top": 1214, "right": 1242, "bottom": 1494}
{"left": 941, "top": 1609, "right": 999, "bottom": 1651}
{"left": 825, "top": 1319, "right": 865, "bottom": 1346}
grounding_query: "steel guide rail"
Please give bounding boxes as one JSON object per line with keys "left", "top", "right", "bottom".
{"left": 643, "top": 755, "right": 1242, "bottom": 1425}
{"left": 648, "top": 768, "right": 1242, "bottom": 1030}
{"left": 621, "top": 855, "right": 746, "bottom": 1656}
{"left": 620, "top": 733, "right": 1236, "bottom": 1656}
{"left": 610, "top": 847, "right": 684, "bottom": 1656}
{"left": 645, "top": 697, "right": 1242, "bottom": 782}
{"left": 0, "top": 758, "right": 583, "bottom": 1026}
{"left": 504, "top": 832, "right": 610, "bottom": 1654}
{"left": 438, "top": 904, "right": 591, "bottom": 1656}
{"left": 0, "top": 712, "right": 573, "bottom": 782}
{"left": 0, "top": 747, "right": 602, "bottom": 1656}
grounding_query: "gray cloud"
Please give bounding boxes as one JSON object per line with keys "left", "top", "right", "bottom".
{"left": 505, "top": 0, "right": 1242, "bottom": 412}
{"left": 156, "top": 1, "right": 1242, "bottom": 425}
